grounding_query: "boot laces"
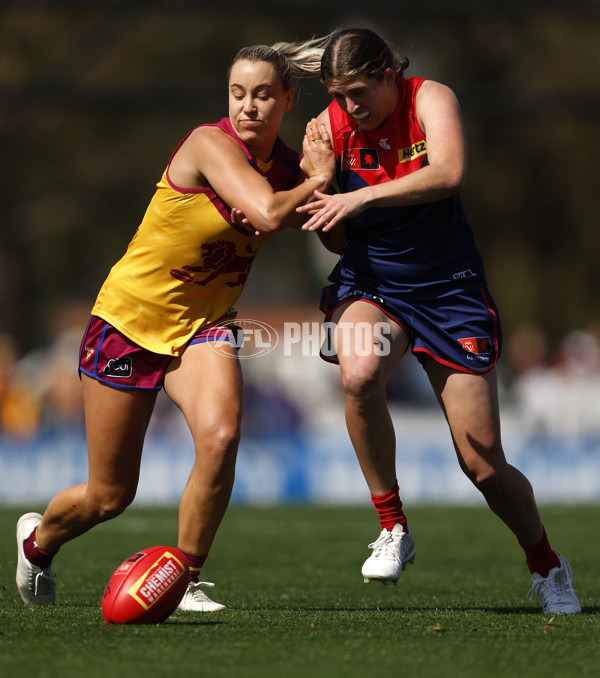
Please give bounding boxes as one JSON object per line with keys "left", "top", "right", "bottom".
{"left": 31, "top": 568, "right": 56, "bottom": 596}
{"left": 368, "top": 530, "right": 401, "bottom": 561}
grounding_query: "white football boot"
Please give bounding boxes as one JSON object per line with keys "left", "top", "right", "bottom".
{"left": 16, "top": 512, "right": 56, "bottom": 605}
{"left": 361, "top": 523, "right": 416, "bottom": 585}
{"left": 526, "top": 551, "right": 582, "bottom": 614}
{"left": 177, "top": 581, "right": 227, "bottom": 612}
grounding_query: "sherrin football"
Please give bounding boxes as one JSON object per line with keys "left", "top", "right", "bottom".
{"left": 102, "top": 545, "right": 189, "bottom": 625}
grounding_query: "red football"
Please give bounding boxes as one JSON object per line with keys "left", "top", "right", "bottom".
{"left": 102, "top": 546, "right": 189, "bottom": 625}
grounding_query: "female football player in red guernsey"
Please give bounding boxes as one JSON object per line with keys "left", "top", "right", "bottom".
{"left": 16, "top": 39, "right": 335, "bottom": 612}
{"left": 298, "top": 27, "right": 580, "bottom": 614}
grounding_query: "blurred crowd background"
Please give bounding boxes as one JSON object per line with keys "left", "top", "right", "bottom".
{"left": 1, "top": 1, "right": 599, "bottom": 448}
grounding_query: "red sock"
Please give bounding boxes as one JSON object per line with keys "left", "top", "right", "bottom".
{"left": 371, "top": 481, "right": 408, "bottom": 533}
{"left": 180, "top": 551, "right": 208, "bottom": 582}
{"left": 23, "top": 528, "right": 56, "bottom": 569}
{"left": 518, "top": 527, "right": 560, "bottom": 577}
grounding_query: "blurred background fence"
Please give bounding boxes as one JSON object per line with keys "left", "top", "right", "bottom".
{"left": 1, "top": 1, "right": 599, "bottom": 505}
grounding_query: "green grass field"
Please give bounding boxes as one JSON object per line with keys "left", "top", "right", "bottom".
{"left": 1, "top": 504, "right": 598, "bottom": 678}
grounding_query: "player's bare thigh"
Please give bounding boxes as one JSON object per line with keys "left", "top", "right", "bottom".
{"left": 164, "top": 339, "right": 243, "bottom": 441}
{"left": 82, "top": 374, "right": 157, "bottom": 492}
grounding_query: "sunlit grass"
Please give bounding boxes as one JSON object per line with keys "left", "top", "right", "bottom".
{"left": 1, "top": 505, "right": 598, "bottom": 678}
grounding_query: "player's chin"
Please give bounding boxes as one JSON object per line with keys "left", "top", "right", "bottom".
{"left": 235, "top": 121, "right": 265, "bottom": 138}
{"left": 351, "top": 114, "right": 376, "bottom": 128}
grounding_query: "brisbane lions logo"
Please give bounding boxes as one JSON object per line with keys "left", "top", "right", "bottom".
{"left": 170, "top": 241, "right": 256, "bottom": 288}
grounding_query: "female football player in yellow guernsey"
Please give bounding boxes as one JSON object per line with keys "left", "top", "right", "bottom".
{"left": 16, "top": 39, "right": 335, "bottom": 612}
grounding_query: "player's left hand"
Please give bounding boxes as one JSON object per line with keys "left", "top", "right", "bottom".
{"left": 297, "top": 190, "right": 364, "bottom": 232}
{"left": 231, "top": 207, "right": 261, "bottom": 236}
{"left": 300, "top": 119, "right": 335, "bottom": 182}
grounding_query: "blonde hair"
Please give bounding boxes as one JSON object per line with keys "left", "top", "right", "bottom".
{"left": 230, "top": 35, "right": 334, "bottom": 90}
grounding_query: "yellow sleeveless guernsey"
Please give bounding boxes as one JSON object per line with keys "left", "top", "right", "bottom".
{"left": 92, "top": 118, "right": 299, "bottom": 356}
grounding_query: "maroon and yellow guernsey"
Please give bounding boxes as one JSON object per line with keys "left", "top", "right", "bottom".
{"left": 92, "top": 118, "right": 299, "bottom": 356}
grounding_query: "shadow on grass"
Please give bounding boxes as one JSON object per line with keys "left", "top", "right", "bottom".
{"left": 11, "top": 601, "right": 598, "bottom": 619}
{"left": 166, "top": 619, "right": 225, "bottom": 626}
{"left": 235, "top": 604, "right": 600, "bottom": 615}
{"left": 486, "top": 605, "right": 599, "bottom": 615}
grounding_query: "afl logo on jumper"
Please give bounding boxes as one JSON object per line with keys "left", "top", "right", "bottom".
{"left": 103, "top": 357, "right": 133, "bottom": 378}
{"left": 341, "top": 148, "right": 380, "bottom": 170}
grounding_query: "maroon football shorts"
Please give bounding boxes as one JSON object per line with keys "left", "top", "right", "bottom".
{"left": 79, "top": 316, "right": 236, "bottom": 390}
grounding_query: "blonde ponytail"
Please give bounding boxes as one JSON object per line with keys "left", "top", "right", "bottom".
{"left": 271, "top": 34, "right": 334, "bottom": 80}
{"left": 230, "top": 34, "right": 334, "bottom": 90}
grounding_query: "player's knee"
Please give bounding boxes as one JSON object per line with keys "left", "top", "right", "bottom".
{"left": 340, "top": 357, "right": 385, "bottom": 400}
{"left": 88, "top": 488, "right": 135, "bottom": 522}
{"left": 195, "top": 416, "right": 241, "bottom": 463}
{"left": 469, "top": 465, "right": 502, "bottom": 496}
{"left": 212, "top": 425, "right": 241, "bottom": 465}
{"left": 189, "top": 422, "right": 239, "bottom": 487}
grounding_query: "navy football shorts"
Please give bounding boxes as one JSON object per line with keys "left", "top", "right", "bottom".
{"left": 319, "top": 282, "right": 502, "bottom": 374}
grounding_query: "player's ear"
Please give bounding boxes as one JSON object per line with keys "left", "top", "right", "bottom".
{"left": 383, "top": 68, "right": 396, "bottom": 88}
{"left": 283, "top": 87, "right": 294, "bottom": 112}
